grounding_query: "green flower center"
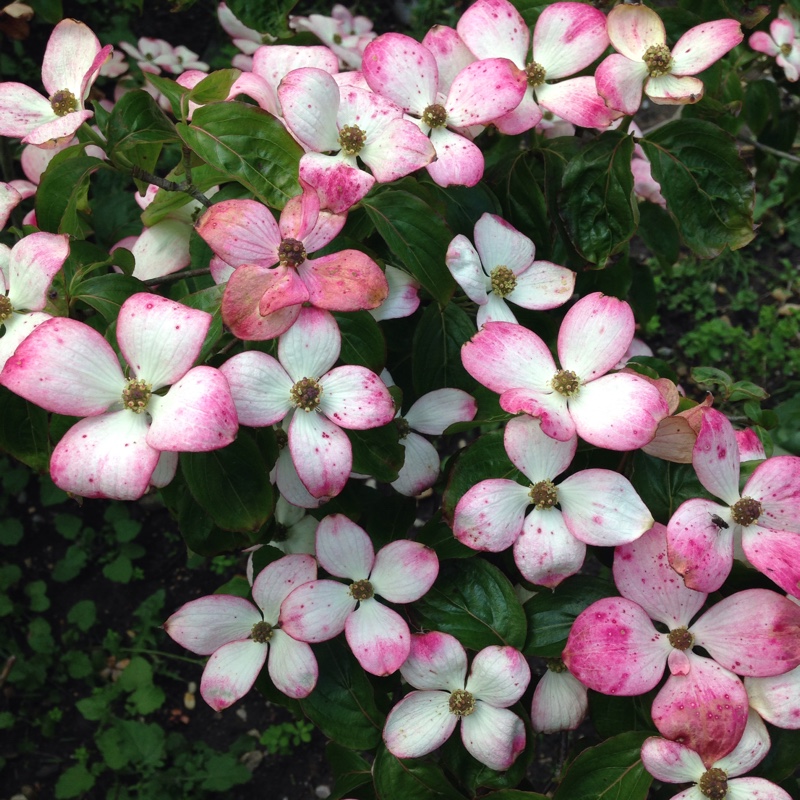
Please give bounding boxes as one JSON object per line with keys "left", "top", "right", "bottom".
{"left": 448, "top": 688, "right": 475, "bottom": 717}
{"left": 290, "top": 377, "right": 323, "bottom": 412}
{"left": 643, "top": 44, "right": 673, "bottom": 77}
{"left": 551, "top": 369, "right": 581, "bottom": 397}
{"left": 395, "top": 416, "right": 410, "bottom": 439}
{"left": 50, "top": 88, "right": 78, "bottom": 116}
{"left": 349, "top": 579, "right": 374, "bottom": 601}
{"left": 422, "top": 103, "right": 448, "bottom": 128}
{"left": 698, "top": 767, "right": 728, "bottom": 800}
{"left": 250, "top": 620, "right": 273, "bottom": 644}
{"left": 546, "top": 658, "right": 567, "bottom": 673}
{"left": 526, "top": 60, "right": 546, "bottom": 87}
{"left": 338, "top": 123, "right": 366, "bottom": 156}
{"left": 668, "top": 626, "right": 694, "bottom": 651}
{"left": 490, "top": 265, "right": 517, "bottom": 298}
{"left": 333, "top": 33, "right": 343, "bottom": 45}
{"left": 278, "top": 237, "right": 306, "bottom": 268}
{"left": 0, "top": 295, "right": 12, "bottom": 323}
{"left": 730, "top": 496, "right": 762, "bottom": 527}
{"left": 122, "top": 378, "right": 152, "bottom": 413}
{"left": 529, "top": 479, "right": 558, "bottom": 510}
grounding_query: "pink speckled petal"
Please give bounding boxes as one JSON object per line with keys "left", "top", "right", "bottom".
{"left": 744, "top": 666, "right": 800, "bottom": 729}
{"left": 401, "top": 631, "right": 467, "bottom": 691}
{"left": 6, "top": 232, "right": 69, "bottom": 311}
{"left": 504, "top": 414, "right": 575, "bottom": 482}
{"left": 315, "top": 514, "right": 374, "bottom": 581}
{"left": 742, "top": 527, "right": 800, "bottom": 599}
{"left": 735, "top": 428, "right": 766, "bottom": 462}
{"left": 41, "top": 19, "right": 103, "bottom": 97}
{"left": 346, "top": 598, "right": 411, "bottom": 675}
{"left": 514, "top": 507, "right": 585, "bottom": 588}
{"left": 274, "top": 445, "right": 330, "bottom": 510}
{"left": 0, "top": 83, "right": 53, "bottom": 139}
{"left": 256, "top": 267, "right": 310, "bottom": 317}
{"left": 456, "top": 0, "right": 528, "bottom": 65}
{"left": 535, "top": 76, "right": 622, "bottom": 129}
{"left": 651, "top": 652, "right": 748, "bottom": 767}
{"left": 445, "top": 58, "right": 526, "bottom": 128}
{"left": 280, "top": 578, "right": 355, "bottom": 642}
{"left": 392, "top": 432, "right": 440, "bottom": 496}
{"left": 405, "top": 388, "right": 477, "bottom": 435}
{"left": 0, "top": 312, "right": 50, "bottom": 374}
{"left": 692, "top": 408, "right": 742, "bottom": 504}
{"left": 427, "top": 126, "right": 484, "bottom": 188}
{"left": 383, "top": 690, "right": 456, "bottom": 758}
{"left": 562, "top": 597, "right": 670, "bottom": 695}
{"left": 299, "top": 250, "right": 389, "bottom": 311}
{"left": 530, "top": 668, "right": 588, "bottom": 733}
{"left": 640, "top": 736, "right": 705, "bottom": 784}
{"left": 219, "top": 351, "right": 293, "bottom": 427}
{"left": 671, "top": 19, "right": 744, "bottom": 76}
{"left": 595, "top": 53, "right": 648, "bottom": 116}
{"left": 421, "top": 24, "right": 476, "bottom": 96}
{"left": 370, "top": 539, "right": 438, "bottom": 603}
{"left": 298, "top": 152, "right": 374, "bottom": 214}
{"left": 319, "top": 365, "right": 395, "bottom": 429}
{"left": 492, "top": 90, "right": 543, "bottom": 135}
{"left": 613, "top": 523, "right": 707, "bottom": 629}
{"left": 606, "top": 3, "right": 666, "bottom": 61}
{"left": 453, "top": 478, "right": 530, "bottom": 552}
{"left": 252, "top": 554, "right": 317, "bottom": 622}
{"left": 533, "top": 2, "right": 609, "bottom": 79}
{"left": 716, "top": 709, "right": 771, "bottom": 777}
{"left": 22, "top": 110, "right": 93, "bottom": 149}
{"left": 360, "top": 117, "right": 435, "bottom": 183}
{"left": 200, "top": 638, "right": 267, "bottom": 710}
{"left": 288, "top": 410, "right": 352, "bottom": 498}
{"left": 690, "top": 589, "right": 800, "bottom": 677}
{"left": 278, "top": 67, "right": 341, "bottom": 152}
{"left": 466, "top": 645, "right": 530, "bottom": 707}
{"left": 460, "top": 703, "right": 526, "bottom": 771}
{"left": 164, "top": 594, "right": 260, "bottom": 655}
{"left": 725, "top": 778, "right": 794, "bottom": 800}
{"left": 267, "top": 628, "right": 318, "bottom": 698}
{"left": 744, "top": 455, "right": 800, "bottom": 533}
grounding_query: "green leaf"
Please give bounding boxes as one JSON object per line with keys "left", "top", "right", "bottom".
{"left": 199, "top": 753, "right": 252, "bottom": 791}
{"left": 71, "top": 273, "right": 149, "bottom": 323}
{"left": 55, "top": 764, "right": 96, "bottom": 799}
{"left": 64, "top": 650, "right": 93, "bottom": 679}
{"left": 636, "top": 202, "right": 680, "bottom": 268}
{"left": 188, "top": 69, "right": 242, "bottom": 104}
{"left": 373, "top": 745, "right": 467, "bottom": 800}
{"left": 36, "top": 154, "right": 104, "bottom": 236}
{"left": 28, "top": 617, "right": 55, "bottom": 654}
{"left": 640, "top": 120, "right": 755, "bottom": 257}
{"left": 0, "top": 387, "right": 50, "bottom": 472}
{"left": 422, "top": 179, "right": 503, "bottom": 238}
{"left": 333, "top": 310, "right": 386, "bottom": 372}
{"left": 743, "top": 79, "right": 781, "bottom": 137}
{"left": 363, "top": 189, "right": 455, "bottom": 304}
{"left": 561, "top": 131, "right": 638, "bottom": 266}
{"left": 0, "top": 518, "right": 23, "bottom": 547}
{"left": 413, "top": 559, "right": 527, "bottom": 650}
{"left": 67, "top": 600, "right": 97, "bottom": 632}
{"left": 299, "top": 639, "right": 385, "bottom": 750}
{"left": 412, "top": 302, "right": 476, "bottom": 396}
{"left": 103, "top": 555, "right": 133, "bottom": 583}
{"left": 25, "top": 580, "right": 49, "bottom": 611}
{"left": 27, "top": 0, "right": 62, "bottom": 23}
{"left": 327, "top": 742, "right": 373, "bottom": 800}
{"left": 144, "top": 73, "right": 190, "bottom": 119}
{"left": 347, "top": 423, "right": 404, "bottom": 483}
{"left": 523, "top": 574, "right": 615, "bottom": 658}
{"left": 181, "top": 431, "right": 273, "bottom": 532}
{"left": 588, "top": 692, "right": 654, "bottom": 741}
{"left": 96, "top": 719, "right": 165, "bottom": 770}
{"left": 481, "top": 793, "right": 550, "bottom": 800}
{"left": 553, "top": 731, "right": 652, "bottom": 800}
{"left": 52, "top": 544, "right": 88, "bottom": 582}
{"left": 225, "top": 0, "right": 298, "bottom": 34}
{"left": 177, "top": 101, "right": 302, "bottom": 209}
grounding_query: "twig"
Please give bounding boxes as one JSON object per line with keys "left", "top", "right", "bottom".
{"left": 141, "top": 268, "right": 212, "bottom": 286}
{"left": 130, "top": 165, "right": 213, "bottom": 208}
{"left": 738, "top": 136, "right": 800, "bottom": 165}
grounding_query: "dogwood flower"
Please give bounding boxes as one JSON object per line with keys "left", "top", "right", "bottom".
{"left": 280, "top": 515, "right": 439, "bottom": 675}
{"left": 383, "top": 631, "right": 530, "bottom": 770}
{"left": 453, "top": 415, "right": 653, "bottom": 587}
{"left": 0, "top": 19, "right": 112, "bottom": 147}
{"left": 530, "top": 658, "right": 588, "bottom": 733}
{"left": 369, "top": 265, "right": 420, "bottom": 321}
{"left": 218, "top": 1, "right": 265, "bottom": 70}
{"left": 290, "top": 4, "right": 375, "bottom": 69}
{"left": 596, "top": 4, "right": 743, "bottom": 115}
{"left": 750, "top": 15, "right": 800, "bottom": 81}
{"left": 667, "top": 408, "right": 800, "bottom": 598}
{"left": 1, "top": 293, "right": 238, "bottom": 500}
{"left": 164, "top": 554, "right": 319, "bottom": 708}
{"left": 446, "top": 212, "right": 575, "bottom": 327}
{"left": 461, "top": 292, "right": 669, "bottom": 450}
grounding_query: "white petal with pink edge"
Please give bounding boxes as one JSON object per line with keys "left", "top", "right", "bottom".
{"left": 562, "top": 597, "right": 670, "bottom": 695}
{"left": 149, "top": 451, "right": 178, "bottom": 488}
{"left": 345, "top": 598, "right": 411, "bottom": 675}
{"left": 405, "top": 388, "right": 477, "bottom": 434}
{"left": 474, "top": 213, "right": 535, "bottom": 275}
{"left": 646, "top": 74, "right": 705, "bottom": 105}
{"left": 392, "top": 432, "right": 440, "bottom": 496}
{"left": 726, "top": 778, "right": 794, "bottom": 800}
{"left": 453, "top": 478, "right": 530, "bottom": 552}
{"left": 7, "top": 232, "right": 69, "bottom": 311}
{"left": 744, "top": 455, "right": 800, "bottom": 533}
{"left": 742, "top": 527, "right": 800, "bottom": 599}
{"left": 219, "top": 352, "right": 293, "bottom": 426}
{"left": 744, "top": 666, "right": 800, "bottom": 729}
{"left": 320, "top": 365, "right": 396, "bottom": 429}
{"left": 130, "top": 219, "right": 191, "bottom": 281}
{"left": 289, "top": 409, "right": 352, "bottom": 498}
{"left": 1, "top": 316, "right": 123, "bottom": 415}
{"left": 504, "top": 414, "right": 576, "bottom": 483}
{"left": 369, "top": 539, "right": 439, "bottom": 603}
{"left": 315, "top": 514, "right": 374, "bottom": 581}
{"left": 251, "top": 44, "right": 339, "bottom": 111}
{"left": 267, "top": 629, "right": 318, "bottom": 698}
{"left": 401, "top": 631, "right": 467, "bottom": 691}
{"left": 383, "top": 690, "right": 457, "bottom": 758}
{"left": 613, "top": 524, "right": 707, "bottom": 629}
{"left": 466, "top": 646, "right": 530, "bottom": 706}
{"left": 640, "top": 737, "right": 705, "bottom": 783}
{"left": 361, "top": 117, "right": 435, "bottom": 182}
{"left": 23, "top": 110, "right": 94, "bottom": 148}
{"left": 692, "top": 408, "right": 742, "bottom": 505}
{"left": 513, "top": 507, "right": 586, "bottom": 588}
{"left": 569, "top": 371, "right": 669, "bottom": 451}
{"left": 493, "top": 90, "right": 543, "bottom": 135}
{"left": 422, "top": 25, "right": 476, "bottom": 96}
{"left": 42, "top": 19, "right": 103, "bottom": 97}
{"left": 596, "top": 54, "right": 648, "bottom": 116}
{"left": 279, "top": 306, "right": 341, "bottom": 381}
{"left": 445, "top": 58, "right": 526, "bottom": 128}
{"left": 501, "top": 387, "right": 575, "bottom": 442}
{"left": 715, "top": 709, "right": 771, "bottom": 777}
{"left": 446, "top": 234, "right": 489, "bottom": 304}
{"left": 558, "top": 469, "right": 653, "bottom": 546}
{"left": 691, "top": 589, "right": 800, "bottom": 677}
{"left": 671, "top": 19, "right": 743, "bottom": 76}
{"left": 530, "top": 668, "right": 588, "bottom": 733}
{"left": 252, "top": 554, "right": 317, "bottom": 622}
{"left": 274, "top": 445, "right": 329, "bottom": 509}
{"left": 117, "top": 294, "right": 211, "bottom": 390}
{"left": 427, "top": 127, "right": 485, "bottom": 188}
{"left": 369, "top": 265, "right": 420, "bottom": 321}
{"left": 535, "top": 76, "right": 622, "bottom": 129}
{"left": 279, "top": 68, "right": 341, "bottom": 152}
{"left": 49, "top": 411, "right": 159, "bottom": 500}
{"left": 200, "top": 639, "right": 268, "bottom": 711}
{"left": 0, "top": 83, "right": 54, "bottom": 139}
{"left": 749, "top": 30, "right": 780, "bottom": 56}
{"left": 280, "top": 578, "right": 355, "bottom": 642}
{"left": 460, "top": 702, "right": 526, "bottom": 771}
{"left": 300, "top": 249, "right": 389, "bottom": 311}
{"left": 456, "top": 0, "right": 529, "bottom": 65}
{"left": 606, "top": 3, "right": 666, "bottom": 60}
{"left": 164, "top": 594, "right": 261, "bottom": 654}
{"left": 509, "top": 260, "right": 575, "bottom": 311}
{"left": 0, "top": 312, "right": 50, "bottom": 373}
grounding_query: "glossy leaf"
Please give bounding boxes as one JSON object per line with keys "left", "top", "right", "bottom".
{"left": 333, "top": 311, "right": 386, "bottom": 373}
{"left": 144, "top": 73, "right": 190, "bottom": 120}
{"left": 36, "top": 153, "right": 104, "bottom": 237}
{"left": 71, "top": 274, "right": 148, "bottom": 323}
{"left": 188, "top": 69, "right": 242, "bottom": 105}
{"left": 0, "top": 387, "right": 50, "bottom": 472}
{"left": 347, "top": 423, "right": 404, "bottom": 483}
{"left": 327, "top": 742, "right": 372, "bottom": 800}
{"left": 373, "top": 745, "right": 467, "bottom": 800}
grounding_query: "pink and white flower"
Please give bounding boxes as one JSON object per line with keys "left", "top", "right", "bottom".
{"left": 596, "top": 4, "right": 743, "bottom": 115}
{"left": 289, "top": 4, "right": 375, "bottom": 70}
{"left": 383, "top": 631, "right": 530, "bottom": 770}
{"left": 461, "top": 292, "right": 670, "bottom": 450}
{"left": 280, "top": 515, "right": 439, "bottom": 675}
{"left": 218, "top": 1, "right": 266, "bottom": 70}
{"left": 1, "top": 293, "right": 238, "bottom": 500}
{"left": 453, "top": 415, "right": 653, "bottom": 587}
{"left": 219, "top": 306, "right": 395, "bottom": 500}
{"left": 667, "top": 408, "right": 800, "bottom": 597}
{"left": 446, "top": 212, "right": 575, "bottom": 327}
{"left": 164, "top": 554, "right": 319, "bottom": 708}
{"left": 369, "top": 264, "right": 420, "bottom": 321}
{"left": 530, "top": 658, "right": 588, "bottom": 733}
{"left": 0, "top": 19, "right": 112, "bottom": 147}
{"left": 750, "top": 15, "right": 800, "bottom": 81}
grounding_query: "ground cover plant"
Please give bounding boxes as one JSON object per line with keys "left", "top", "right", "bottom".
{"left": 1, "top": 0, "right": 800, "bottom": 798}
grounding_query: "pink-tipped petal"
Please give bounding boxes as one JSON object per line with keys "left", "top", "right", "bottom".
{"left": 22, "top": 109, "right": 94, "bottom": 148}
{"left": 606, "top": 3, "right": 666, "bottom": 60}
{"left": 346, "top": 598, "right": 411, "bottom": 675}
{"left": 716, "top": 709, "right": 771, "bottom": 777}
{"left": 640, "top": 737, "right": 705, "bottom": 784}
{"left": 445, "top": 58, "right": 526, "bottom": 128}
{"left": 749, "top": 30, "right": 781, "bottom": 56}
{"left": 267, "top": 629, "right": 318, "bottom": 698}
{"left": 646, "top": 74, "right": 705, "bottom": 106}
{"left": 0, "top": 83, "right": 53, "bottom": 140}
{"left": 692, "top": 408, "right": 742, "bottom": 505}
{"left": 405, "top": 388, "right": 477, "bottom": 434}
{"left": 460, "top": 703, "right": 526, "bottom": 771}
{"left": 164, "top": 594, "right": 261, "bottom": 654}
{"left": 279, "top": 578, "right": 355, "bottom": 642}
{"left": 200, "top": 639, "right": 267, "bottom": 710}
{"left": 671, "top": 19, "right": 744, "bottom": 76}
{"left": 421, "top": 24, "right": 476, "bottom": 96}
{"left": 221, "top": 267, "right": 301, "bottom": 340}
{"left": 360, "top": 117, "right": 436, "bottom": 183}
{"left": 256, "top": 267, "right": 310, "bottom": 317}
{"left": 274, "top": 445, "right": 330, "bottom": 509}
{"left": 392, "top": 432, "right": 440, "bottom": 496}
{"left": 446, "top": 234, "right": 490, "bottom": 304}
{"left": 744, "top": 666, "right": 800, "bottom": 729}
{"left": 252, "top": 554, "right": 317, "bottom": 623}
{"left": 320, "top": 365, "right": 396, "bottom": 429}
{"left": 369, "top": 265, "right": 420, "bottom": 321}
{"left": 315, "top": 514, "right": 374, "bottom": 581}
{"left": 456, "top": 0, "right": 529, "bottom": 66}
{"left": 501, "top": 387, "right": 575, "bottom": 442}
{"left": 735, "top": 428, "right": 766, "bottom": 462}
{"left": 383, "top": 690, "right": 457, "bottom": 758}
{"left": 41, "top": 19, "right": 103, "bottom": 97}
{"left": 370, "top": 539, "right": 439, "bottom": 603}
{"left": 535, "top": 76, "right": 622, "bottom": 129}
{"left": 426, "top": 126, "right": 485, "bottom": 188}
{"left": 0, "top": 312, "right": 51, "bottom": 374}
{"left": 742, "top": 527, "right": 800, "bottom": 599}
{"left": 289, "top": 409, "right": 352, "bottom": 498}
{"left": 219, "top": 351, "right": 293, "bottom": 427}
{"left": 595, "top": 53, "right": 648, "bottom": 116}
{"left": 278, "top": 67, "right": 341, "bottom": 152}
{"left": 298, "top": 152, "right": 375, "bottom": 214}
{"left": 453, "top": 478, "right": 531, "bottom": 552}
{"left": 533, "top": 2, "right": 609, "bottom": 79}
{"left": 745, "top": 455, "right": 800, "bottom": 533}
{"left": 401, "top": 631, "right": 467, "bottom": 691}
{"left": 466, "top": 646, "right": 530, "bottom": 707}
{"left": 474, "top": 212, "right": 535, "bottom": 274}
{"left": 508, "top": 260, "right": 575, "bottom": 311}
{"left": 278, "top": 306, "right": 341, "bottom": 381}
{"left": 299, "top": 250, "right": 389, "bottom": 311}
{"left": 530, "top": 667, "right": 588, "bottom": 733}
{"left": 514, "top": 507, "right": 586, "bottom": 588}
{"left": 6, "top": 232, "right": 69, "bottom": 311}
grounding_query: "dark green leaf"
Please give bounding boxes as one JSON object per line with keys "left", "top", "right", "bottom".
{"left": 333, "top": 310, "right": 386, "bottom": 372}
{"left": 743, "top": 79, "right": 781, "bottom": 137}
{"left": 373, "top": 745, "right": 467, "bottom": 800}
{"left": 423, "top": 179, "right": 503, "bottom": 238}
{"left": 71, "top": 274, "right": 148, "bottom": 323}
{"left": 36, "top": 154, "right": 104, "bottom": 236}
{"left": 415, "top": 512, "right": 474, "bottom": 560}
{"left": 588, "top": 692, "right": 654, "bottom": 740}
{"left": 27, "top": 0, "right": 62, "bottom": 23}
{"left": 55, "top": 765, "right": 96, "bottom": 799}
{"left": 327, "top": 742, "right": 373, "bottom": 800}
{"left": 347, "top": 424, "right": 404, "bottom": 483}
{"left": 0, "top": 387, "right": 50, "bottom": 472}
{"left": 640, "top": 120, "right": 755, "bottom": 257}
{"left": 481, "top": 793, "right": 549, "bottom": 800}
{"left": 225, "top": 0, "right": 298, "bottom": 35}
{"left": 754, "top": 727, "right": 800, "bottom": 783}
{"left": 177, "top": 101, "right": 302, "bottom": 209}
{"left": 413, "top": 559, "right": 527, "bottom": 650}
{"left": 636, "top": 202, "right": 680, "bottom": 268}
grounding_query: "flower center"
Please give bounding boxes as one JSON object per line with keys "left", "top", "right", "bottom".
{"left": 50, "top": 88, "right": 78, "bottom": 116}
{"left": 290, "top": 377, "right": 323, "bottom": 412}
{"left": 338, "top": 123, "right": 366, "bottom": 156}
{"left": 448, "top": 688, "right": 476, "bottom": 717}
{"left": 349, "top": 579, "right": 374, "bottom": 601}
{"left": 551, "top": 369, "right": 581, "bottom": 397}
{"left": 546, "top": 658, "right": 567, "bottom": 673}
{"left": 781, "top": 42, "right": 793, "bottom": 56}
{"left": 277, "top": 237, "right": 306, "bottom": 268}
{"left": 698, "top": 767, "right": 728, "bottom": 800}
{"left": 490, "top": 265, "right": 517, "bottom": 298}
{"left": 250, "top": 620, "right": 273, "bottom": 643}
{"left": 668, "top": 626, "right": 694, "bottom": 651}
{"left": 529, "top": 479, "right": 558, "bottom": 510}
{"left": 122, "top": 378, "right": 152, "bottom": 413}
{"left": 333, "top": 33, "right": 343, "bottom": 45}
{"left": 395, "top": 416, "right": 410, "bottom": 439}
{"left": 730, "top": 496, "right": 762, "bottom": 527}
{"left": 525, "top": 60, "right": 546, "bottom": 87}
{"left": 422, "top": 103, "right": 448, "bottom": 128}
{"left": 643, "top": 44, "right": 673, "bottom": 77}
{"left": 0, "top": 295, "right": 12, "bottom": 323}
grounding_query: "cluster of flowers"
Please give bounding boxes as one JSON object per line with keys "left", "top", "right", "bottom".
{"left": 0, "top": 1, "right": 798, "bottom": 794}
